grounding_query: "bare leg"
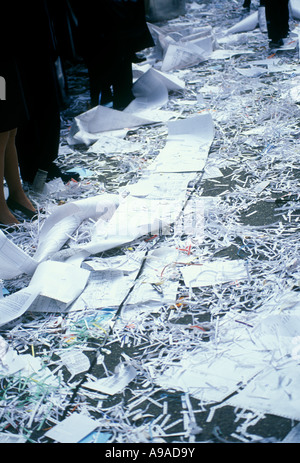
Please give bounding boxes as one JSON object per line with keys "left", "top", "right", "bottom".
{"left": 0, "top": 130, "right": 19, "bottom": 224}
{"left": 5, "top": 129, "right": 36, "bottom": 210}
{"left": 0, "top": 129, "right": 36, "bottom": 225}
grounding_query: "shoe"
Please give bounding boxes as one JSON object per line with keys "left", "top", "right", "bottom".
{"left": 131, "top": 53, "right": 146, "bottom": 64}
{"left": 6, "top": 197, "right": 38, "bottom": 220}
{"left": 113, "top": 94, "right": 135, "bottom": 111}
{"left": 47, "top": 164, "right": 80, "bottom": 183}
{"left": 0, "top": 222, "right": 22, "bottom": 234}
{"left": 100, "top": 88, "right": 113, "bottom": 106}
{"left": 269, "top": 38, "right": 284, "bottom": 48}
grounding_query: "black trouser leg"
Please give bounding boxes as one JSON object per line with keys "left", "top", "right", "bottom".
{"left": 243, "top": 0, "right": 251, "bottom": 8}
{"left": 112, "top": 55, "right": 134, "bottom": 110}
{"left": 17, "top": 106, "right": 61, "bottom": 183}
{"left": 16, "top": 58, "right": 61, "bottom": 183}
{"left": 265, "top": 0, "right": 289, "bottom": 41}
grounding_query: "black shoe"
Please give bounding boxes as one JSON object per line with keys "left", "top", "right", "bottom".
{"left": 47, "top": 164, "right": 80, "bottom": 183}
{"left": 269, "top": 38, "right": 284, "bottom": 48}
{"left": 0, "top": 222, "right": 22, "bottom": 234}
{"left": 131, "top": 53, "right": 146, "bottom": 64}
{"left": 6, "top": 197, "right": 38, "bottom": 220}
{"left": 243, "top": 0, "right": 251, "bottom": 8}
{"left": 21, "top": 173, "right": 35, "bottom": 184}
{"left": 113, "top": 94, "right": 135, "bottom": 111}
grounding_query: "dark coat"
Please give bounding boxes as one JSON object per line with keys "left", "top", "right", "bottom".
{"left": 5, "top": 0, "right": 62, "bottom": 181}
{"left": 0, "top": 59, "right": 27, "bottom": 133}
{"left": 70, "top": 0, "right": 154, "bottom": 60}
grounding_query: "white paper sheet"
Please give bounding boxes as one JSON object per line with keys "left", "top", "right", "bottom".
{"left": 68, "top": 105, "right": 155, "bottom": 145}
{"left": 0, "top": 230, "right": 37, "bottom": 279}
{"left": 125, "top": 68, "right": 169, "bottom": 113}
{"left": 87, "top": 135, "right": 143, "bottom": 155}
{"left": 83, "top": 363, "right": 137, "bottom": 395}
{"left": 236, "top": 66, "right": 267, "bottom": 78}
{"left": 34, "top": 194, "right": 119, "bottom": 263}
{"left": 161, "top": 42, "right": 207, "bottom": 72}
{"left": 60, "top": 350, "right": 90, "bottom": 377}
{"left": 0, "top": 433, "right": 27, "bottom": 443}
{"left": 225, "top": 12, "right": 258, "bottom": 35}
{"left": 70, "top": 267, "right": 141, "bottom": 311}
{"left": 45, "top": 413, "right": 98, "bottom": 443}
{"left": 29, "top": 261, "right": 90, "bottom": 305}
{"left": 125, "top": 67, "right": 185, "bottom": 119}
{"left": 148, "top": 112, "right": 214, "bottom": 173}
{"left": 124, "top": 171, "right": 195, "bottom": 200}
{"left": 210, "top": 49, "right": 254, "bottom": 60}
{"left": 290, "top": 0, "right": 300, "bottom": 19}
{"left": 126, "top": 246, "right": 180, "bottom": 306}
{"left": 0, "top": 287, "right": 40, "bottom": 327}
{"left": 226, "top": 361, "right": 300, "bottom": 421}
{"left": 156, "top": 353, "right": 262, "bottom": 403}
{"left": 0, "top": 261, "right": 90, "bottom": 324}
{"left": 180, "top": 259, "right": 248, "bottom": 287}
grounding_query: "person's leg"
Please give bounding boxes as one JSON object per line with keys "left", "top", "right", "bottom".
{"left": 87, "top": 60, "right": 102, "bottom": 108}
{"left": 0, "top": 130, "right": 19, "bottom": 224}
{"left": 4, "top": 129, "right": 36, "bottom": 216}
{"left": 112, "top": 54, "right": 134, "bottom": 110}
{"left": 243, "top": 0, "right": 251, "bottom": 8}
{"left": 280, "top": 0, "right": 290, "bottom": 38}
{"left": 16, "top": 55, "right": 62, "bottom": 183}
{"left": 86, "top": 56, "right": 113, "bottom": 108}
{"left": 265, "top": 0, "right": 285, "bottom": 45}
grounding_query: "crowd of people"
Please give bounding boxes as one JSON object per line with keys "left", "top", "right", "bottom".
{"left": 0, "top": 0, "right": 153, "bottom": 227}
{"left": 0, "top": 0, "right": 291, "bottom": 227}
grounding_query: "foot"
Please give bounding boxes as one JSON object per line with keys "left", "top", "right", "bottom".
{"left": 113, "top": 94, "right": 135, "bottom": 111}
{"left": 269, "top": 38, "right": 284, "bottom": 48}
{"left": 131, "top": 53, "right": 146, "bottom": 64}
{"left": 8, "top": 191, "right": 36, "bottom": 214}
{"left": 0, "top": 205, "right": 20, "bottom": 226}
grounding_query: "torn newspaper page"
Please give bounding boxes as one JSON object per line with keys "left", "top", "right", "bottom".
{"left": 161, "top": 42, "right": 208, "bottom": 72}
{"left": 0, "top": 286, "right": 40, "bottom": 327}
{"left": 60, "top": 350, "right": 90, "bottom": 377}
{"left": 70, "top": 252, "right": 146, "bottom": 311}
{"left": 126, "top": 246, "right": 180, "bottom": 306}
